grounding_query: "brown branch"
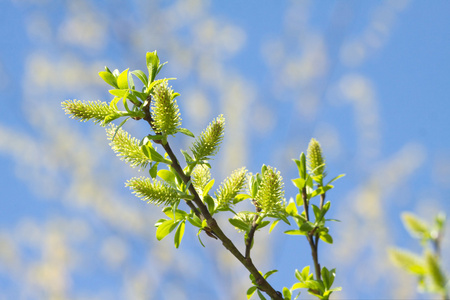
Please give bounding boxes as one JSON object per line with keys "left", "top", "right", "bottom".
{"left": 141, "top": 108, "right": 283, "bottom": 299}
{"left": 245, "top": 200, "right": 262, "bottom": 259}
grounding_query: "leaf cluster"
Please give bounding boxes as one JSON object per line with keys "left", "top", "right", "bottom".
{"left": 389, "top": 212, "right": 448, "bottom": 298}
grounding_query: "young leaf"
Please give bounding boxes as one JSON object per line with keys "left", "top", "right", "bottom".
{"left": 158, "top": 169, "right": 176, "bottom": 187}
{"left": 388, "top": 248, "right": 426, "bottom": 275}
{"left": 131, "top": 70, "right": 149, "bottom": 87}
{"left": 425, "top": 251, "right": 447, "bottom": 291}
{"left": 401, "top": 212, "right": 430, "bottom": 240}
{"left": 203, "top": 179, "right": 215, "bottom": 197}
{"left": 174, "top": 221, "right": 185, "bottom": 248}
{"left": 229, "top": 218, "right": 250, "bottom": 233}
{"left": 319, "top": 232, "right": 333, "bottom": 244}
{"left": 177, "top": 127, "right": 195, "bottom": 138}
{"left": 283, "top": 287, "right": 292, "bottom": 300}
{"left": 141, "top": 144, "right": 172, "bottom": 164}
{"left": 256, "top": 290, "right": 267, "bottom": 300}
{"left": 156, "top": 219, "right": 178, "bottom": 241}
{"left": 246, "top": 286, "right": 257, "bottom": 300}
{"left": 99, "top": 71, "right": 119, "bottom": 88}
{"left": 117, "top": 68, "right": 129, "bottom": 89}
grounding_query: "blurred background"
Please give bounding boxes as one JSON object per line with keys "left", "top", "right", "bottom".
{"left": 1, "top": 0, "right": 450, "bottom": 299}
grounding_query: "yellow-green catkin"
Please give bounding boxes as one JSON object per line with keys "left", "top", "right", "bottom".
{"left": 190, "top": 115, "right": 225, "bottom": 161}
{"left": 255, "top": 166, "right": 285, "bottom": 213}
{"left": 151, "top": 81, "right": 181, "bottom": 135}
{"left": 307, "top": 138, "right": 326, "bottom": 178}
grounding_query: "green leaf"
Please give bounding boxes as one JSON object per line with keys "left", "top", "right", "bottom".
{"left": 235, "top": 194, "right": 252, "bottom": 202}
{"left": 141, "top": 144, "right": 172, "bottom": 164}
{"left": 388, "top": 248, "right": 426, "bottom": 275}
{"left": 174, "top": 221, "right": 185, "bottom": 248}
{"left": 256, "top": 290, "right": 267, "bottom": 300}
{"left": 99, "top": 71, "right": 119, "bottom": 88}
{"left": 109, "top": 88, "right": 129, "bottom": 98}
{"left": 283, "top": 287, "right": 291, "bottom": 300}
{"left": 246, "top": 286, "right": 257, "bottom": 299}
{"left": 146, "top": 51, "right": 160, "bottom": 83}
{"left": 286, "top": 200, "right": 298, "bottom": 216}
{"left": 162, "top": 207, "right": 187, "bottom": 221}
{"left": 203, "top": 179, "right": 215, "bottom": 197}
{"left": 401, "top": 212, "right": 430, "bottom": 240}
{"left": 269, "top": 220, "right": 279, "bottom": 233}
{"left": 292, "top": 178, "right": 306, "bottom": 190}
{"left": 229, "top": 218, "right": 250, "bottom": 232}
{"left": 300, "top": 222, "right": 315, "bottom": 232}
{"left": 187, "top": 214, "right": 202, "bottom": 228}
{"left": 263, "top": 269, "right": 278, "bottom": 279}
{"left": 203, "top": 195, "right": 215, "bottom": 213}
{"left": 284, "top": 229, "right": 306, "bottom": 236}
{"left": 321, "top": 267, "right": 336, "bottom": 290}
{"left": 425, "top": 251, "right": 447, "bottom": 290}
{"left": 149, "top": 163, "right": 158, "bottom": 179}
{"left": 117, "top": 68, "right": 129, "bottom": 89}
{"left": 299, "top": 152, "right": 307, "bottom": 179}
{"left": 310, "top": 185, "right": 333, "bottom": 198}
{"left": 131, "top": 70, "right": 149, "bottom": 87}
{"left": 325, "top": 174, "right": 345, "bottom": 186}
{"left": 156, "top": 219, "right": 178, "bottom": 241}
{"left": 158, "top": 169, "right": 176, "bottom": 187}
{"left": 177, "top": 127, "right": 195, "bottom": 138}
{"left": 319, "top": 233, "right": 333, "bottom": 244}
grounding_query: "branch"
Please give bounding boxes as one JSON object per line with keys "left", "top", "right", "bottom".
{"left": 141, "top": 108, "right": 283, "bottom": 299}
{"left": 245, "top": 200, "right": 262, "bottom": 259}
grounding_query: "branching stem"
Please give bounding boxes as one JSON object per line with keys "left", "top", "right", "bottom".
{"left": 142, "top": 108, "right": 283, "bottom": 299}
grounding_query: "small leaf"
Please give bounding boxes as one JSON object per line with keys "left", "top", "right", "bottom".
{"left": 286, "top": 201, "right": 298, "bottom": 216}
{"left": 174, "top": 221, "right": 185, "bottom": 248}
{"left": 131, "top": 70, "right": 149, "bottom": 87}
{"left": 162, "top": 207, "right": 187, "bottom": 221}
{"left": 158, "top": 169, "right": 176, "bottom": 187}
{"left": 149, "top": 163, "right": 158, "bottom": 179}
{"left": 326, "top": 174, "right": 345, "bottom": 186}
{"left": 156, "top": 219, "right": 178, "bottom": 241}
{"left": 177, "top": 127, "right": 195, "bottom": 138}
{"left": 141, "top": 144, "right": 172, "bottom": 164}
{"left": 117, "top": 68, "right": 129, "bottom": 89}
{"left": 284, "top": 229, "right": 306, "bottom": 236}
{"left": 229, "top": 218, "right": 250, "bottom": 232}
{"left": 109, "top": 89, "right": 129, "bottom": 98}
{"left": 203, "top": 179, "right": 215, "bottom": 197}
{"left": 188, "top": 214, "right": 202, "bottom": 228}
{"left": 388, "top": 248, "right": 426, "bottom": 275}
{"left": 319, "top": 232, "right": 333, "bottom": 244}
{"left": 246, "top": 286, "right": 257, "bottom": 299}
{"left": 300, "top": 222, "right": 315, "bottom": 232}
{"left": 235, "top": 194, "right": 252, "bottom": 201}
{"left": 425, "top": 251, "right": 447, "bottom": 290}
{"left": 99, "top": 71, "right": 118, "bottom": 88}
{"left": 292, "top": 178, "right": 306, "bottom": 190}
{"left": 263, "top": 269, "right": 278, "bottom": 279}
{"left": 283, "top": 287, "right": 291, "bottom": 300}
{"left": 256, "top": 290, "right": 267, "bottom": 300}
{"left": 269, "top": 220, "right": 279, "bottom": 233}
{"left": 203, "top": 195, "right": 215, "bottom": 213}
{"left": 401, "top": 212, "right": 430, "bottom": 240}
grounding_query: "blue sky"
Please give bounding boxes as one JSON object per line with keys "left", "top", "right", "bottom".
{"left": 1, "top": 1, "right": 449, "bottom": 299}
